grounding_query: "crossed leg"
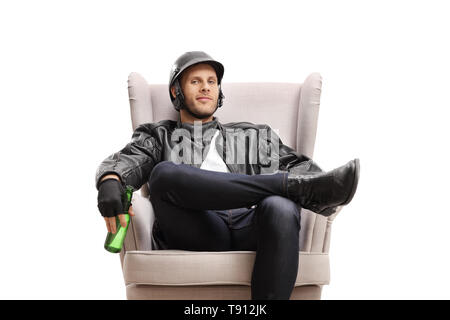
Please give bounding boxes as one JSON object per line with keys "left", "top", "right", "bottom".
{"left": 148, "top": 161, "right": 300, "bottom": 299}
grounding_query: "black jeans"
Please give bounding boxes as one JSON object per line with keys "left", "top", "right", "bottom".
{"left": 147, "top": 161, "right": 300, "bottom": 300}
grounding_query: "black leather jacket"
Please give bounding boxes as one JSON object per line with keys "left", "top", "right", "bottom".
{"left": 95, "top": 116, "right": 315, "bottom": 191}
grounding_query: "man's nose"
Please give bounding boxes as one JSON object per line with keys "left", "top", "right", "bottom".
{"left": 201, "top": 83, "right": 211, "bottom": 91}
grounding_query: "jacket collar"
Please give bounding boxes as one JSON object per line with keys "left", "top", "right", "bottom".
{"left": 176, "top": 116, "right": 220, "bottom": 135}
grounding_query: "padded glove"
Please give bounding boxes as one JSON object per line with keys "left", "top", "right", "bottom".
{"left": 97, "top": 179, "right": 125, "bottom": 218}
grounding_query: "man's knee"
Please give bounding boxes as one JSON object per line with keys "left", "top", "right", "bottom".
{"left": 148, "top": 161, "right": 177, "bottom": 195}
{"left": 256, "top": 195, "right": 300, "bottom": 232}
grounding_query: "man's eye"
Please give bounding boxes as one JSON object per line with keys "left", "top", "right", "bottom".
{"left": 191, "top": 80, "right": 215, "bottom": 84}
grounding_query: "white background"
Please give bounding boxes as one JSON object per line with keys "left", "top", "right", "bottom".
{"left": 1, "top": 0, "right": 449, "bottom": 299}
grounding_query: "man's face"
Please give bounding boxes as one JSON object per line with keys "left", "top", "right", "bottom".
{"left": 172, "top": 63, "right": 219, "bottom": 119}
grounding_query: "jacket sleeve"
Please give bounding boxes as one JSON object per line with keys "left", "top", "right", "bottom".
{"left": 94, "top": 124, "right": 161, "bottom": 191}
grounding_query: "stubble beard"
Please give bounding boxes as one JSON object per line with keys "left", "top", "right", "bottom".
{"left": 184, "top": 101, "right": 218, "bottom": 120}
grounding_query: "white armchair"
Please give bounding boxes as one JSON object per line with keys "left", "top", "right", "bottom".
{"left": 119, "top": 72, "right": 342, "bottom": 299}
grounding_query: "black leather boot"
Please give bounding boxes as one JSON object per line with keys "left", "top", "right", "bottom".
{"left": 287, "top": 158, "right": 360, "bottom": 216}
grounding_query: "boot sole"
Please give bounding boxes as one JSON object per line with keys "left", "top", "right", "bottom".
{"left": 341, "top": 158, "right": 360, "bottom": 205}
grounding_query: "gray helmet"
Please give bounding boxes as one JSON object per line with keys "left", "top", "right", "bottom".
{"left": 169, "top": 51, "right": 225, "bottom": 111}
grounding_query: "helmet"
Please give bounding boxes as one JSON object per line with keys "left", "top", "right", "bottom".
{"left": 169, "top": 51, "right": 225, "bottom": 111}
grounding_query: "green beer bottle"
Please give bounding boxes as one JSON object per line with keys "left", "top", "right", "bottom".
{"left": 104, "top": 185, "right": 134, "bottom": 253}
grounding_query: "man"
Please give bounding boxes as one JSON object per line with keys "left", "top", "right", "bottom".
{"left": 95, "top": 51, "right": 360, "bottom": 299}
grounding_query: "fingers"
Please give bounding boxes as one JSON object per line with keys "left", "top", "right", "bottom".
{"left": 104, "top": 206, "right": 133, "bottom": 234}
{"left": 110, "top": 217, "right": 117, "bottom": 234}
{"left": 128, "top": 204, "right": 135, "bottom": 216}
{"left": 104, "top": 216, "right": 117, "bottom": 234}
{"left": 104, "top": 217, "right": 111, "bottom": 233}
{"left": 118, "top": 214, "right": 128, "bottom": 228}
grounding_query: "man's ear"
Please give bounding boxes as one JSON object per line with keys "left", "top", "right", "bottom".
{"left": 170, "top": 86, "right": 176, "bottom": 99}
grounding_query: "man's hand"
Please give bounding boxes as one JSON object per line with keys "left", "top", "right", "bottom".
{"left": 104, "top": 206, "right": 135, "bottom": 234}
{"left": 97, "top": 177, "right": 135, "bottom": 234}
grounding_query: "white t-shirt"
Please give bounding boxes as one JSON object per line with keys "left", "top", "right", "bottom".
{"left": 199, "top": 129, "right": 256, "bottom": 209}
{"left": 200, "top": 129, "right": 230, "bottom": 173}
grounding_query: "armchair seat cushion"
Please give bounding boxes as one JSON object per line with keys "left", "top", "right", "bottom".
{"left": 123, "top": 250, "right": 330, "bottom": 287}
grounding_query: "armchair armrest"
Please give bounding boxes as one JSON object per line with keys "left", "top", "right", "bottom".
{"left": 299, "top": 205, "right": 343, "bottom": 254}
{"left": 123, "top": 191, "right": 155, "bottom": 252}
